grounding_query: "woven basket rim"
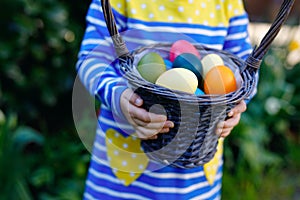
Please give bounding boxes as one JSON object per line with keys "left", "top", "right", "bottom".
{"left": 124, "top": 42, "right": 256, "bottom": 106}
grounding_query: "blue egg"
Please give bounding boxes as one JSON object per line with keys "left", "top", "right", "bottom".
{"left": 172, "top": 53, "right": 203, "bottom": 86}
{"left": 195, "top": 88, "right": 205, "bottom": 95}
{"left": 164, "top": 59, "right": 173, "bottom": 70}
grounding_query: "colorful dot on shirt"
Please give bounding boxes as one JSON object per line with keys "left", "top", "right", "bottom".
{"left": 114, "top": 150, "right": 119, "bottom": 155}
{"left": 159, "top": 5, "right": 165, "bottom": 11}
{"left": 139, "top": 164, "right": 144, "bottom": 170}
{"left": 131, "top": 8, "right": 137, "bottom": 14}
{"left": 130, "top": 172, "right": 135, "bottom": 177}
{"left": 149, "top": 13, "right": 154, "bottom": 18}
{"left": 178, "top": 6, "right": 184, "bottom": 12}
{"left": 122, "top": 160, "right": 127, "bottom": 166}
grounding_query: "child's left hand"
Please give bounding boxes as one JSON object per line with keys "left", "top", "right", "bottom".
{"left": 216, "top": 100, "right": 247, "bottom": 138}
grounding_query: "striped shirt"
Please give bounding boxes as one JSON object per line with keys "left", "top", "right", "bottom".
{"left": 76, "top": 0, "right": 252, "bottom": 199}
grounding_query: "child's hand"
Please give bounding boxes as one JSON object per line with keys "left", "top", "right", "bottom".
{"left": 120, "top": 88, "right": 174, "bottom": 140}
{"left": 216, "top": 101, "right": 247, "bottom": 138}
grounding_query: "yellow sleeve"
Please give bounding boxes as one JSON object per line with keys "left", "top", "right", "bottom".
{"left": 110, "top": 0, "right": 127, "bottom": 16}
{"left": 224, "top": 0, "right": 247, "bottom": 20}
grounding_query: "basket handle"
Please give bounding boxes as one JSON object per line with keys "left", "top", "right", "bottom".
{"left": 244, "top": 0, "right": 295, "bottom": 72}
{"left": 101, "top": 0, "right": 133, "bottom": 72}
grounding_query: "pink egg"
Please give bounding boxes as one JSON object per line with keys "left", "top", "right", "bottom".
{"left": 169, "top": 40, "right": 201, "bottom": 62}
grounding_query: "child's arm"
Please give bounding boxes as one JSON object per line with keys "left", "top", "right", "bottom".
{"left": 76, "top": 0, "right": 128, "bottom": 120}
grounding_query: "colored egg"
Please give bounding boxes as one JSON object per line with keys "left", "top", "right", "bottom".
{"left": 164, "top": 59, "right": 173, "bottom": 70}
{"left": 195, "top": 88, "right": 205, "bottom": 95}
{"left": 204, "top": 65, "right": 237, "bottom": 95}
{"left": 172, "top": 53, "right": 203, "bottom": 87}
{"left": 156, "top": 68, "right": 198, "bottom": 94}
{"left": 169, "top": 40, "right": 201, "bottom": 62}
{"left": 201, "top": 53, "right": 224, "bottom": 76}
{"left": 137, "top": 52, "right": 166, "bottom": 83}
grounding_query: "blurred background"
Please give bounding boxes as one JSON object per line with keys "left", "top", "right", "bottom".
{"left": 0, "top": 0, "right": 299, "bottom": 199}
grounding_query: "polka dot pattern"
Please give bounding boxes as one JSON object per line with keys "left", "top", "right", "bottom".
{"left": 111, "top": 0, "right": 245, "bottom": 26}
{"left": 106, "top": 129, "right": 149, "bottom": 186}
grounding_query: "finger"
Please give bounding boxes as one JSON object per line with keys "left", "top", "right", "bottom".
{"left": 228, "top": 100, "right": 247, "bottom": 117}
{"left": 135, "top": 126, "right": 161, "bottom": 139}
{"left": 164, "top": 121, "right": 174, "bottom": 128}
{"left": 122, "top": 89, "right": 143, "bottom": 107}
{"left": 135, "top": 121, "right": 173, "bottom": 139}
{"left": 133, "top": 117, "right": 166, "bottom": 129}
{"left": 159, "top": 127, "right": 170, "bottom": 133}
{"left": 223, "top": 114, "right": 241, "bottom": 128}
{"left": 130, "top": 107, "right": 167, "bottom": 123}
{"left": 220, "top": 128, "right": 233, "bottom": 137}
{"left": 148, "top": 135, "right": 158, "bottom": 140}
{"left": 129, "top": 92, "right": 143, "bottom": 107}
{"left": 215, "top": 126, "right": 233, "bottom": 137}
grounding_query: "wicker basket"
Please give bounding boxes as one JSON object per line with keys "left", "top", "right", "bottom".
{"left": 100, "top": 0, "right": 295, "bottom": 168}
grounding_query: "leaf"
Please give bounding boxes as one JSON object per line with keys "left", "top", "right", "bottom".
{"left": 13, "top": 126, "right": 44, "bottom": 152}
{"left": 15, "top": 179, "right": 33, "bottom": 200}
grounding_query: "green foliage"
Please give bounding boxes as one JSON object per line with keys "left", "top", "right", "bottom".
{"left": 0, "top": 0, "right": 91, "bottom": 199}
{"left": 0, "top": 0, "right": 90, "bottom": 132}
{"left": 0, "top": 113, "right": 42, "bottom": 200}
{"left": 0, "top": 111, "right": 90, "bottom": 200}
{"left": 223, "top": 45, "right": 300, "bottom": 199}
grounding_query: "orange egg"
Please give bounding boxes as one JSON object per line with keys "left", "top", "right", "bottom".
{"left": 204, "top": 66, "right": 237, "bottom": 95}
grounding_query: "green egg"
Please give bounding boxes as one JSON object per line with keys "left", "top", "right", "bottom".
{"left": 172, "top": 53, "right": 203, "bottom": 88}
{"left": 137, "top": 52, "right": 166, "bottom": 83}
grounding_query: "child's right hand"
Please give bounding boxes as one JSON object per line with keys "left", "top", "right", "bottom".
{"left": 120, "top": 88, "right": 174, "bottom": 140}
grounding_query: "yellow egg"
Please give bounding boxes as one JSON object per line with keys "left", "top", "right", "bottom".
{"left": 201, "top": 54, "right": 224, "bottom": 76}
{"left": 155, "top": 68, "right": 198, "bottom": 94}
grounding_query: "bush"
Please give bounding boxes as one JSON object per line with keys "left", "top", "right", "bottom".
{"left": 0, "top": 0, "right": 91, "bottom": 199}
{"left": 223, "top": 45, "right": 300, "bottom": 199}
{"left": 0, "top": 0, "right": 89, "bottom": 132}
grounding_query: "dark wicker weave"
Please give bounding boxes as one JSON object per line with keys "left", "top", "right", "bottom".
{"left": 100, "top": 0, "right": 295, "bottom": 168}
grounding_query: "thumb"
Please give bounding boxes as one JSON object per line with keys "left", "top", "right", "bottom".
{"left": 123, "top": 89, "right": 143, "bottom": 106}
